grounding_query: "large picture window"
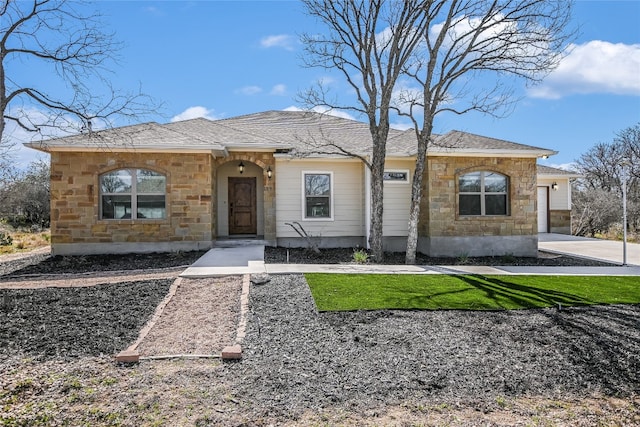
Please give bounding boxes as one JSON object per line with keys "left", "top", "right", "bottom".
{"left": 458, "top": 171, "right": 508, "bottom": 216}
{"left": 100, "top": 169, "right": 166, "bottom": 219}
{"left": 303, "top": 172, "right": 332, "bottom": 219}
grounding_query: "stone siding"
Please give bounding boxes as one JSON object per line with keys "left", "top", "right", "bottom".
{"left": 418, "top": 156, "right": 538, "bottom": 256}
{"left": 550, "top": 209, "right": 572, "bottom": 234}
{"left": 50, "top": 152, "right": 214, "bottom": 254}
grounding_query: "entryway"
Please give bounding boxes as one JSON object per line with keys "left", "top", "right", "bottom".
{"left": 215, "top": 160, "right": 266, "bottom": 238}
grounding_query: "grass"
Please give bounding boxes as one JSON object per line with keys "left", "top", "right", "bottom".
{"left": 0, "top": 227, "right": 50, "bottom": 255}
{"left": 305, "top": 273, "right": 640, "bottom": 311}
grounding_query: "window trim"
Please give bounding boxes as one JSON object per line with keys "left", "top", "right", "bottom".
{"left": 383, "top": 169, "right": 410, "bottom": 184}
{"left": 99, "top": 168, "right": 167, "bottom": 220}
{"left": 301, "top": 171, "right": 334, "bottom": 221}
{"left": 458, "top": 171, "right": 509, "bottom": 217}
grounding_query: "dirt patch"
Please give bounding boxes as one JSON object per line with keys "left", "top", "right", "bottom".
{"left": 136, "top": 276, "right": 242, "bottom": 356}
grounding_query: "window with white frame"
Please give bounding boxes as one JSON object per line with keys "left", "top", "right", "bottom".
{"left": 458, "top": 171, "right": 508, "bottom": 216}
{"left": 303, "top": 172, "right": 332, "bottom": 219}
{"left": 100, "top": 169, "right": 166, "bottom": 219}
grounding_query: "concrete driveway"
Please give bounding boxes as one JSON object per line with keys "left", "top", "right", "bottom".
{"left": 539, "top": 233, "right": 640, "bottom": 266}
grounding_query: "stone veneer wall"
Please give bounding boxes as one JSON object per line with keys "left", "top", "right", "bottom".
{"left": 550, "top": 209, "right": 572, "bottom": 234}
{"left": 418, "top": 156, "right": 538, "bottom": 257}
{"left": 50, "top": 151, "right": 215, "bottom": 255}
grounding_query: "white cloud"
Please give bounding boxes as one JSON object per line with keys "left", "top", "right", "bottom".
{"left": 529, "top": 41, "right": 640, "bottom": 99}
{"left": 283, "top": 105, "right": 356, "bottom": 121}
{"left": 144, "top": 6, "right": 164, "bottom": 16}
{"left": 260, "top": 34, "right": 295, "bottom": 51}
{"left": 270, "top": 84, "right": 287, "bottom": 96}
{"left": 170, "top": 106, "right": 220, "bottom": 122}
{"left": 236, "top": 86, "right": 263, "bottom": 96}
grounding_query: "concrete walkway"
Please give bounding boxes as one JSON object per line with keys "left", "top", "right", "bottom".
{"left": 180, "top": 240, "right": 640, "bottom": 277}
{"left": 539, "top": 233, "right": 640, "bottom": 266}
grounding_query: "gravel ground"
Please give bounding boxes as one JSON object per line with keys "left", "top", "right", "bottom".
{"left": 136, "top": 276, "right": 242, "bottom": 357}
{"left": 1, "top": 248, "right": 639, "bottom": 425}
{"left": 265, "top": 247, "right": 617, "bottom": 266}
{"left": 0, "top": 280, "right": 172, "bottom": 360}
{"left": 219, "top": 274, "right": 640, "bottom": 422}
{"left": 0, "top": 250, "right": 206, "bottom": 278}
{"left": 0, "top": 247, "right": 613, "bottom": 279}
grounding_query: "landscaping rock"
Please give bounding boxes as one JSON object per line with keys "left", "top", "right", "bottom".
{"left": 250, "top": 273, "right": 271, "bottom": 285}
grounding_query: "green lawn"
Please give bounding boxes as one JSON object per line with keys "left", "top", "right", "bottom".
{"left": 304, "top": 273, "right": 640, "bottom": 311}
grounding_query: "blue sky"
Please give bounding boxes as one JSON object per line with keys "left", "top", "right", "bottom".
{"left": 7, "top": 0, "right": 640, "bottom": 169}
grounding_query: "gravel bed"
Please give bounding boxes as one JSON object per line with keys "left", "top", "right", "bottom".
{"left": 222, "top": 274, "right": 640, "bottom": 420}
{"left": 0, "top": 250, "right": 206, "bottom": 278}
{"left": 0, "top": 280, "right": 172, "bottom": 360}
{"left": 265, "top": 247, "right": 617, "bottom": 266}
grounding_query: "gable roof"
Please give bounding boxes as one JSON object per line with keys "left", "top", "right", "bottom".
{"left": 25, "top": 109, "right": 556, "bottom": 159}
{"left": 537, "top": 164, "right": 582, "bottom": 178}
{"left": 25, "top": 121, "right": 228, "bottom": 155}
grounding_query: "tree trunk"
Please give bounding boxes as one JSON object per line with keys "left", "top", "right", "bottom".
{"left": 368, "top": 127, "right": 388, "bottom": 262}
{"left": 405, "top": 132, "right": 428, "bottom": 264}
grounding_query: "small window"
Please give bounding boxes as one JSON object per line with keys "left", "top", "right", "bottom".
{"left": 458, "top": 171, "right": 508, "bottom": 216}
{"left": 303, "top": 172, "right": 332, "bottom": 219}
{"left": 100, "top": 169, "right": 166, "bottom": 219}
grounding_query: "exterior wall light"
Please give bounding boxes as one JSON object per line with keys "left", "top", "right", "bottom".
{"left": 238, "top": 161, "right": 244, "bottom": 174}
{"left": 267, "top": 166, "right": 273, "bottom": 179}
{"left": 551, "top": 182, "right": 558, "bottom": 191}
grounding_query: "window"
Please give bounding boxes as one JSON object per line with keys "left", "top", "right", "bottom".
{"left": 100, "top": 169, "right": 166, "bottom": 219}
{"left": 458, "top": 171, "right": 508, "bottom": 216}
{"left": 303, "top": 172, "right": 332, "bottom": 219}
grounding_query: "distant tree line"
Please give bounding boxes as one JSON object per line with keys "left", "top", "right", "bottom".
{"left": 0, "top": 160, "right": 50, "bottom": 228}
{"left": 572, "top": 123, "right": 639, "bottom": 239}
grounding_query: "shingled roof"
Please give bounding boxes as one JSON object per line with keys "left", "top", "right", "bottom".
{"left": 537, "top": 164, "right": 582, "bottom": 177}
{"left": 26, "top": 110, "right": 556, "bottom": 158}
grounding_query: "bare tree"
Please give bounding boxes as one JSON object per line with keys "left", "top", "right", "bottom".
{"left": 300, "top": 0, "right": 428, "bottom": 261}
{"left": 300, "top": 0, "right": 573, "bottom": 263}
{"left": 574, "top": 123, "right": 640, "bottom": 236}
{"left": 397, "top": 0, "right": 574, "bottom": 263}
{"left": 0, "top": 0, "right": 155, "bottom": 157}
{"left": 0, "top": 159, "right": 50, "bottom": 227}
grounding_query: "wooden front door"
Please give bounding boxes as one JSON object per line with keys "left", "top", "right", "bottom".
{"left": 228, "top": 177, "right": 257, "bottom": 235}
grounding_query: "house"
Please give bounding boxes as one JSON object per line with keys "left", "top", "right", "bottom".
{"left": 25, "top": 110, "right": 575, "bottom": 257}
{"left": 536, "top": 164, "right": 581, "bottom": 235}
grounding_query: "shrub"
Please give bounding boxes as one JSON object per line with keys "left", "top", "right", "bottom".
{"left": 352, "top": 248, "right": 369, "bottom": 264}
{"left": 0, "top": 232, "right": 12, "bottom": 246}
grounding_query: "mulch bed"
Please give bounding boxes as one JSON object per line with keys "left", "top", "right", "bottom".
{"left": 220, "top": 274, "right": 640, "bottom": 421}
{"left": 0, "top": 249, "right": 638, "bottom": 424}
{"left": 0, "top": 250, "right": 207, "bottom": 278}
{"left": 0, "top": 280, "right": 172, "bottom": 360}
{"left": 0, "top": 247, "right": 613, "bottom": 279}
{"left": 265, "top": 247, "right": 616, "bottom": 266}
